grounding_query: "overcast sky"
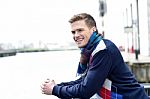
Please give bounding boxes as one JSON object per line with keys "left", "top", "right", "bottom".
{"left": 0, "top": 0, "right": 129, "bottom": 46}
{"left": 0, "top": 0, "right": 100, "bottom": 43}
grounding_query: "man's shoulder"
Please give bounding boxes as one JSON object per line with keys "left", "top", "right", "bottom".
{"left": 102, "top": 39, "right": 118, "bottom": 50}
{"left": 102, "top": 39, "right": 115, "bottom": 45}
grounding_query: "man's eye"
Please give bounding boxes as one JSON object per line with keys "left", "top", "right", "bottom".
{"left": 71, "top": 29, "right": 83, "bottom": 34}
{"left": 78, "top": 29, "right": 82, "bottom": 32}
{"left": 71, "top": 31, "right": 75, "bottom": 34}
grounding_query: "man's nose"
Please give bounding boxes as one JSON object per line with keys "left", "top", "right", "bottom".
{"left": 74, "top": 31, "right": 80, "bottom": 37}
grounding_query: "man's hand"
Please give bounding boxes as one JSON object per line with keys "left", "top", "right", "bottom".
{"left": 41, "top": 79, "right": 56, "bottom": 95}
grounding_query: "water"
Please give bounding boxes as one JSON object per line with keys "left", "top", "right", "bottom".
{"left": 0, "top": 50, "right": 80, "bottom": 99}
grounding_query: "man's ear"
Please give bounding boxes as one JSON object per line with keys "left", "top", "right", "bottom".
{"left": 92, "top": 26, "right": 97, "bottom": 32}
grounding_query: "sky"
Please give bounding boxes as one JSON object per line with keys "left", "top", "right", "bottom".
{"left": 0, "top": 0, "right": 129, "bottom": 46}
{"left": 0, "top": 0, "right": 100, "bottom": 44}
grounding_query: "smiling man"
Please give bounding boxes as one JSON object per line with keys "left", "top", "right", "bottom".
{"left": 41, "top": 13, "right": 149, "bottom": 99}
{"left": 71, "top": 18, "right": 95, "bottom": 48}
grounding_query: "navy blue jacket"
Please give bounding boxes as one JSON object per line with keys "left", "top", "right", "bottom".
{"left": 52, "top": 39, "right": 149, "bottom": 99}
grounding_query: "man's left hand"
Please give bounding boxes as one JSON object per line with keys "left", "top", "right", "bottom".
{"left": 41, "top": 79, "right": 56, "bottom": 95}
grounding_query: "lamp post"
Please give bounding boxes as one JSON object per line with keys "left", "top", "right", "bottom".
{"left": 130, "top": 4, "right": 134, "bottom": 53}
{"left": 135, "top": 0, "right": 140, "bottom": 60}
{"left": 99, "top": 0, "right": 107, "bottom": 38}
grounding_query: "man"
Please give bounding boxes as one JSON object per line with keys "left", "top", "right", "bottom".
{"left": 41, "top": 13, "right": 149, "bottom": 99}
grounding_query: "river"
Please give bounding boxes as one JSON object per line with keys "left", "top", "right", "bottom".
{"left": 0, "top": 50, "right": 80, "bottom": 99}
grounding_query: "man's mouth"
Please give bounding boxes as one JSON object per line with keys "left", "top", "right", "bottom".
{"left": 75, "top": 39, "right": 83, "bottom": 44}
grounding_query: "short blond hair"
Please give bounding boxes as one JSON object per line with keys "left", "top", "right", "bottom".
{"left": 69, "top": 13, "right": 97, "bottom": 29}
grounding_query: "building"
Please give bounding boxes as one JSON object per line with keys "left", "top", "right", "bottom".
{"left": 123, "top": 0, "right": 150, "bottom": 56}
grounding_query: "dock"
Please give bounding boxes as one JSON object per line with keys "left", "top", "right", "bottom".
{"left": 0, "top": 50, "right": 17, "bottom": 57}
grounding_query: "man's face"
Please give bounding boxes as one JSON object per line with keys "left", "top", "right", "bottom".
{"left": 70, "top": 20, "right": 94, "bottom": 48}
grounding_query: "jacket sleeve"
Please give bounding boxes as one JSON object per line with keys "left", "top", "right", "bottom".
{"left": 57, "top": 76, "right": 83, "bottom": 86}
{"left": 52, "top": 50, "right": 112, "bottom": 99}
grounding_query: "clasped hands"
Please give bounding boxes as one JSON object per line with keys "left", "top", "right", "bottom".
{"left": 41, "top": 79, "right": 56, "bottom": 95}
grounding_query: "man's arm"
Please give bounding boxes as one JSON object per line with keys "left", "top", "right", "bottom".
{"left": 52, "top": 50, "right": 112, "bottom": 99}
{"left": 41, "top": 69, "right": 84, "bottom": 95}
{"left": 57, "top": 76, "right": 84, "bottom": 86}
